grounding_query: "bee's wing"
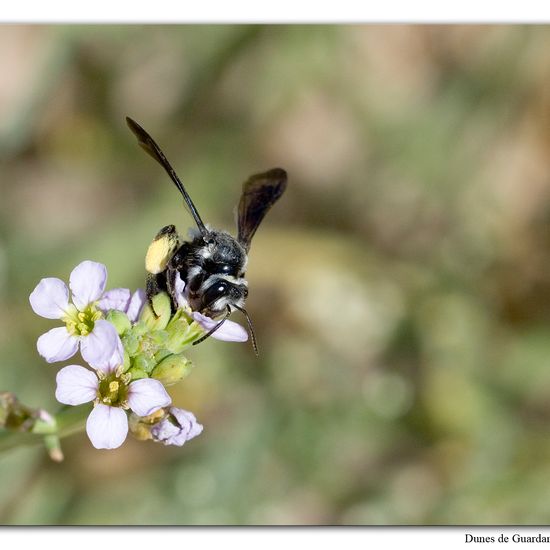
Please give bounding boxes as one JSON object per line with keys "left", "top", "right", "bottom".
{"left": 237, "top": 168, "right": 287, "bottom": 251}
{"left": 126, "top": 117, "right": 208, "bottom": 236}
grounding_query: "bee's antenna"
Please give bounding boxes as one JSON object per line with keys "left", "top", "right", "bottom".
{"left": 234, "top": 304, "right": 259, "bottom": 356}
{"left": 126, "top": 116, "right": 209, "bottom": 237}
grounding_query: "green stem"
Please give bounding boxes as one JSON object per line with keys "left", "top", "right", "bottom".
{"left": 0, "top": 404, "right": 91, "bottom": 454}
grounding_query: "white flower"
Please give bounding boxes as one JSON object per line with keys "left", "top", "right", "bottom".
{"left": 55, "top": 341, "right": 171, "bottom": 450}
{"left": 29, "top": 261, "right": 121, "bottom": 366}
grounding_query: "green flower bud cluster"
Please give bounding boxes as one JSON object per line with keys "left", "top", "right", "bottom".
{"left": 0, "top": 392, "right": 45, "bottom": 432}
{"left": 106, "top": 292, "right": 202, "bottom": 387}
{"left": 0, "top": 392, "right": 63, "bottom": 461}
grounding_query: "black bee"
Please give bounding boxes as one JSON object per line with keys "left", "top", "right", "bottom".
{"left": 126, "top": 117, "right": 287, "bottom": 354}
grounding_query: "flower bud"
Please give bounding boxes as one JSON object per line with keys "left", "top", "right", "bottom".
{"left": 122, "top": 330, "right": 140, "bottom": 355}
{"left": 127, "top": 366, "right": 149, "bottom": 381}
{"left": 151, "top": 354, "right": 193, "bottom": 386}
{"left": 150, "top": 330, "right": 169, "bottom": 347}
{"left": 0, "top": 392, "right": 55, "bottom": 433}
{"left": 105, "top": 310, "right": 131, "bottom": 335}
{"left": 164, "top": 318, "right": 203, "bottom": 353}
{"left": 140, "top": 292, "right": 171, "bottom": 331}
{"left": 154, "top": 349, "right": 172, "bottom": 364}
{"left": 128, "top": 408, "right": 166, "bottom": 441}
{"left": 150, "top": 407, "right": 203, "bottom": 446}
{"left": 0, "top": 392, "right": 14, "bottom": 427}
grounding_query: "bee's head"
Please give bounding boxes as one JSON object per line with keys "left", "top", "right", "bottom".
{"left": 200, "top": 278, "right": 248, "bottom": 318}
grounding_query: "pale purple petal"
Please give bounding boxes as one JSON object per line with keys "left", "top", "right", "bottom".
{"left": 126, "top": 289, "right": 147, "bottom": 323}
{"left": 174, "top": 272, "right": 188, "bottom": 309}
{"left": 102, "top": 336, "right": 125, "bottom": 373}
{"left": 69, "top": 261, "right": 107, "bottom": 310}
{"left": 55, "top": 365, "right": 98, "bottom": 405}
{"left": 128, "top": 378, "right": 171, "bottom": 417}
{"left": 97, "top": 288, "right": 131, "bottom": 313}
{"left": 29, "top": 278, "right": 69, "bottom": 319}
{"left": 151, "top": 407, "right": 203, "bottom": 446}
{"left": 151, "top": 417, "right": 181, "bottom": 443}
{"left": 80, "top": 319, "right": 121, "bottom": 370}
{"left": 192, "top": 312, "right": 248, "bottom": 342}
{"left": 37, "top": 327, "right": 79, "bottom": 363}
{"left": 171, "top": 408, "right": 204, "bottom": 440}
{"left": 86, "top": 404, "right": 128, "bottom": 450}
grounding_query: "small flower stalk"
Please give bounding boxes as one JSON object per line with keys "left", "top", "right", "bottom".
{"left": 1, "top": 259, "right": 248, "bottom": 456}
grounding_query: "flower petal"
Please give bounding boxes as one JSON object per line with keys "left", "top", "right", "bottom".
{"left": 97, "top": 288, "right": 131, "bottom": 313}
{"left": 192, "top": 312, "right": 248, "bottom": 342}
{"left": 29, "top": 278, "right": 69, "bottom": 319}
{"left": 103, "top": 336, "right": 125, "bottom": 373}
{"left": 86, "top": 404, "right": 128, "bottom": 450}
{"left": 55, "top": 365, "right": 98, "bottom": 405}
{"left": 151, "top": 417, "right": 181, "bottom": 444}
{"left": 171, "top": 408, "right": 204, "bottom": 440}
{"left": 151, "top": 407, "right": 203, "bottom": 446}
{"left": 80, "top": 319, "right": 121, "bottom": 370}
{"left": 128, "top": 378, "right": 171, "bottom": 417}
{"left": 174, "top": 272, "right": 189, "bottom": 309}
{"left": 37, "top": 327, "right": 79, "bottom": 363}
{"left": 126, "top": 289, "right": 147, "bottom": 323}
{"left": 69, "top": 261, "right": 107, "bottom": 310}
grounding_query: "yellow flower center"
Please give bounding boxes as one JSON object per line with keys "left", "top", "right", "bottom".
{"left": 63, "top": 304, "right": 103, "bottom": 337}
{"left": 97, "top": 368, "right": 131, "bottom": 408}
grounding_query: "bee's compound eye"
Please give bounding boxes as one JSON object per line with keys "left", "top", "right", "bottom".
{"left": 203, "top": 280, "right": 229, "bottom": 306}
{"left": 220, "top": 264, "right": 232, "bottom": 273}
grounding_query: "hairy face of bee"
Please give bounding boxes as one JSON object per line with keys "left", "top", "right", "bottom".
{"left": 199, "top": 278, "right": 248, "bottom": 318}
{"left": 145, "top": 225, "right": 180, "bottom": 275}
{"left": 179, "top": 231, "right": 248, "bottom": 315}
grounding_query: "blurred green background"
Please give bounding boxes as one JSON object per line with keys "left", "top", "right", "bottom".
{"left": 1, "top": 24, "right": 550, "bottom": 525}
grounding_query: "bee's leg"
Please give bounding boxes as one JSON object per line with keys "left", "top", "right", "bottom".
{"left": 145, "top": 224, "right": 180, "bottom": 317}
{"left": 146, "top": 272, "right": 168, "bottom": 317}
{"left": 165, "top": 266, "right": 180, "bottom": 313}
